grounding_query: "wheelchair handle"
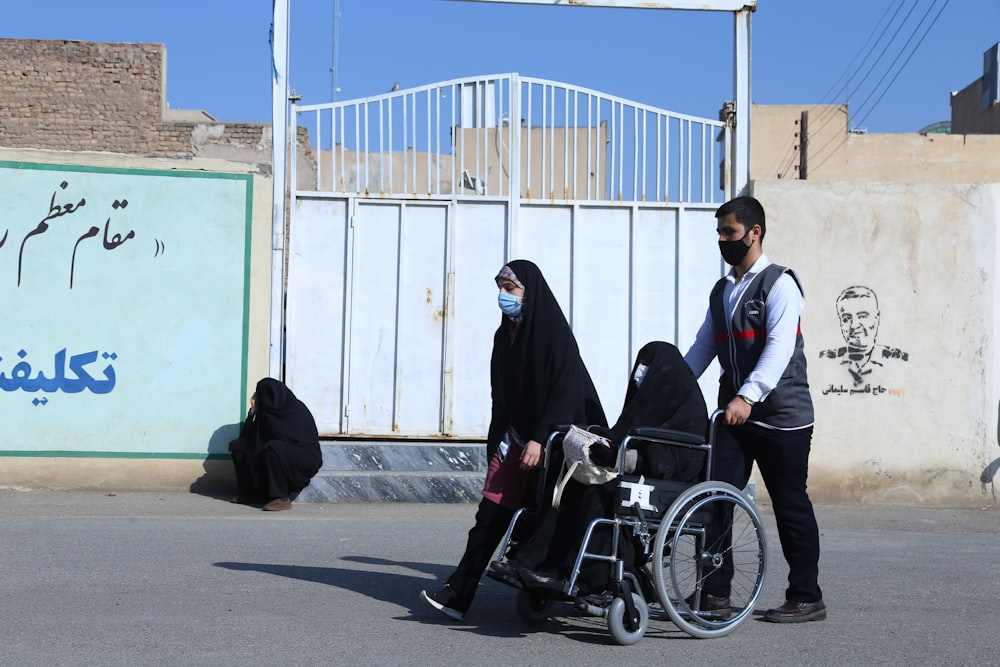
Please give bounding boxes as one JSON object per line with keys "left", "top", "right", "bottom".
{"left": 707, "top": 408, "right": 725, "bottom": 446}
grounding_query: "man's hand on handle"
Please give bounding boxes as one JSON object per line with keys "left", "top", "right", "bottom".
{"left": 723, "top": 396, "right": 752, "bottom": 426}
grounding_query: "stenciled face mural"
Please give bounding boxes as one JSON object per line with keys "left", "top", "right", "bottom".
{"left": 818, "top": 285, "right": 908, "bottom": 396}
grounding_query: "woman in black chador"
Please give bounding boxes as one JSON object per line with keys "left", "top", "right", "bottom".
{"left": 499, "top": 341, "right": 708, "bottom": 595}
{"left": 420, "top": 259, "right": 606, "bottom": 621}
{"left": 228, "top": 377, "right": 322, "bottom": 511}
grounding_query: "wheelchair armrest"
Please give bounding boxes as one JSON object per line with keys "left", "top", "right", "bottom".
{"left": 627, "top": 426, "right": 704, "bottom": 446}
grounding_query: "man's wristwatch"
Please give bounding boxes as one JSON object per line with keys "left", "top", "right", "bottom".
{"left": 738, "top": 394, "right": 755, "bottom": 407}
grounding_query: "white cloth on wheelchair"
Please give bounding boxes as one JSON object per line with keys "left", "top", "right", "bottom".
{"left": 562, "top": 425, "right": 609, "bottom": 465}
{"left": 552, "top": 426, "right": 620, "bottom": 510}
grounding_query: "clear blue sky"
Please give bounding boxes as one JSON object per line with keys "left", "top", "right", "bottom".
{"left": 5, "top": 0, "right": 998, "bottom": 133}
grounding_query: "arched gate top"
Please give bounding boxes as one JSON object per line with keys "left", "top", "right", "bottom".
{"left": 293, "top": 73, "right": 726, "bottom": 205}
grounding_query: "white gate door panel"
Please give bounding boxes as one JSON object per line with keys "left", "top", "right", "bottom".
{"left": 285, "top": 197, "right": 348, "bottom": 435}
{"left": 286, "top": 198, "right": 721, "bottom": 437}
{"left": 630, "top": 206, "right": 681, "bottom": 349}
{"left": 347, "top": 202, "right": 447, "bottom": 435}
{"left": 286, "top": 75, "right": 728, "bottom": 438}
{"left": 449, "top": 201, "right": 509, "bottom": 436}
{"left": 590, "top": 206, "right": 672, "bottom": 413}
{"left": 510, "top": 203, "right": 720, "bottom": 420}
{"left": 676, "top": 206, "right": 726, "bottom": 406}
{"left": 515, "top": 205, "right": 573, "bottom": 306}
{"left": 571, "top": 205, "right": 637, "bottom": 416}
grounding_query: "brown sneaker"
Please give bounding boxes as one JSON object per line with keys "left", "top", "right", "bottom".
{"left": 764, "top": 599, "right": 826, "bottom": 623}
{"left": 262, "top": 497, "right": 292, "bottom": 511}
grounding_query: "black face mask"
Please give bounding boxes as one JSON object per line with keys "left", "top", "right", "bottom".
{"left": 718, "top": 228, "right": 752, "bottom": 266}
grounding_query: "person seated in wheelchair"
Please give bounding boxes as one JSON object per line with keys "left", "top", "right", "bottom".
{"left": 490, "top": 340, "right": 708, "bottom": 597}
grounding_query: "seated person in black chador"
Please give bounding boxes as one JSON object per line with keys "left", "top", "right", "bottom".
{"left": 228, "top": 377, "right": 323, "bottom": 512}
{"left": 491, "top": 341, "right": 708, "bottom": 595}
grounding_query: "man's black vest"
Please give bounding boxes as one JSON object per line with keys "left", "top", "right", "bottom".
{"left": 709, "top": 263, "right": 814, "bottom": 429}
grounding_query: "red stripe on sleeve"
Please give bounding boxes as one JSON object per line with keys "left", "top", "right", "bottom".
{"left": 714, "top": 326, "right": 801, "bottom": 343}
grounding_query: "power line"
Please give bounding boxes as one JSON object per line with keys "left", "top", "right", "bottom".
{"left": 841, "top": 0, "right": 924, "bottom": 127}
{"left": 809, "top": 0, "right": 948, "bottom": 180}
{"left": 767, "top": 0, "right": 952, "bottom": 179}
{"left": 803, "top": 0, "right": 911, "bottom": 147}
{"left": 817, "top": 0, "right": 932, "bottom": 147}
{"left": 817, "top": 0, "right": 905, "bottom": 107}
{"left": 854, "top": 0, "right": 952, "bottom": 127}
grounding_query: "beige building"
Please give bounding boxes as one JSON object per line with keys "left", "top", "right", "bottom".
{"left": 750, "top": 41, "right": 1000, "bottom": 184}
{"left": 751, "top": 103, "right": 1000, "bottom": 184}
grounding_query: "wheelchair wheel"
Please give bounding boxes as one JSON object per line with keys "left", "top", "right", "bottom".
{"left": 607, "top": 592, "right": 649, "bottom": 646}
{"left": 516, "top": 589, "right": 554, "bottom": 624}
{"left": 652, "top": 481, "right": 767, "bottom": 639}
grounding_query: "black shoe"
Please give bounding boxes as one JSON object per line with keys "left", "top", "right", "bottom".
{"left": 487, "top": 560, "right": 525, "bottom": 589}
{"left": 489, "top": 559, "right": 521, "bottom": 579}
{"left": 683, "top": 592, "right": 732, "bottom": 620}
{"left": 519, "top": 568, "right": 567, "bottom": 593}
{"left": 419, "top": 586, "right": 465, "bottom": 621}
{"left": 764, "top": 599, "right": 826, "bottom": 623}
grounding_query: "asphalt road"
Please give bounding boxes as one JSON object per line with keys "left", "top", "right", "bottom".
{"left": 1, "top": 489, "right": 997, "bottom": 666}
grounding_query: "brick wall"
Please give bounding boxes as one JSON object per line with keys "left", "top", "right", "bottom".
{"left": 0, "top": 37, "right": 309, "bottom": 163}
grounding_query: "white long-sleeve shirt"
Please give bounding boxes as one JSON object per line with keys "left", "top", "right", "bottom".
{"left": 684, "top": 254, "right": 804, "bottom": 405}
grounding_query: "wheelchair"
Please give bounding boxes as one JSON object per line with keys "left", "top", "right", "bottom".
{"left": 489, "top": 410, "right": 767, "bottom": 644}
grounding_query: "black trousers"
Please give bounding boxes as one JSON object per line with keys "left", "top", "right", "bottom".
{"left": 445, "top": 498, "right": 514, "bottom": 613}
{"left": 707, "top": 422, "right": 822, "bottom": 603}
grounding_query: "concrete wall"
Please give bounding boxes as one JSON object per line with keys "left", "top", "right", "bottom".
{"left": 750, "top": 104, "right": 848, "bottom": 181}
{"left": 454, "top": 125, "right": 608, "bottom": 199}
{"left": 0, "top": 38, "right": 303, "bottom": 494}
{"left": 0, "top": 147, "right": 272, "bottom": 494}
{"left": 311, "top": 125, "right": 608, "bottom": 199}
{"left": 750, "top": 179, "right": 1000, "bottom": 507}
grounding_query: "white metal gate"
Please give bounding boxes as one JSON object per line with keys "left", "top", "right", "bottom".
{"left": 286, "top": 74, "right": 727, "bottom": 438}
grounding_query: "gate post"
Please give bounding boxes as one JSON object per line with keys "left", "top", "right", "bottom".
{"left": 508, "top": 73, "right": 521, "bottom": 259}
{"left": 270, "top": 0, "right": 291, "bottom": 379}
{"left": 733, "top": 7, "right": 752, "bottom": 196}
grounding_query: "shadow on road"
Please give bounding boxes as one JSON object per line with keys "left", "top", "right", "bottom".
{"left": 214, "top": 557, "right": 720, "bottom": 644}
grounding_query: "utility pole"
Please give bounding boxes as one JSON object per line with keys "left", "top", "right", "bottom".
{"left": 330, "top": 0, "right": 341, "bottom": 101}
{"left": 799, "top": 110, "right": 808, "bottom": 180}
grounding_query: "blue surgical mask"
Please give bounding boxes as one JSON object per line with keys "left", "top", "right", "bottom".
{"left": 498, "top": 292, "right": 522, "bottom": 317}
